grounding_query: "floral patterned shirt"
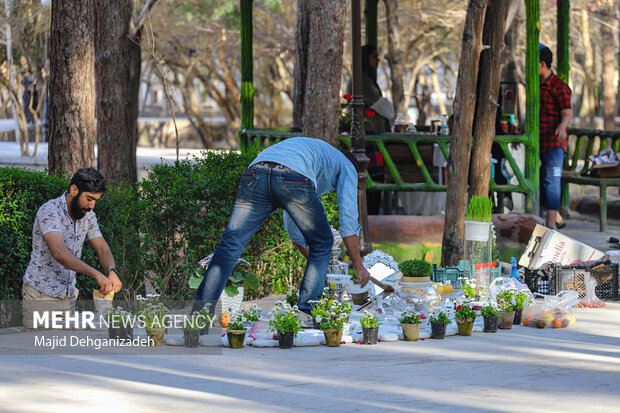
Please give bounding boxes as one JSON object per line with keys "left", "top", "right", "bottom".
{"left": 23, "top": 193, "right": 103, "bottom": 298}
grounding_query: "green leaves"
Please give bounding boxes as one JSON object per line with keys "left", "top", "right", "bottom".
{"left": 399, "top": 259, "right": 432, "bottom": 277}
{"left": 465, "top": 196, "right": 494, "bottom": 222}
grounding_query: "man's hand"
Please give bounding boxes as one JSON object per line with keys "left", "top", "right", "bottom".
{"left": 108, "top": 271, "right": 123, "bottom": 293}
{"left": 95, "top": 272, "right": 114, "bottom": 294}
{"left": 555, "top": 124, "right": 568, "bottom": 141}
{"left": 353, "top": 265, "right": 370, "bottom": 287}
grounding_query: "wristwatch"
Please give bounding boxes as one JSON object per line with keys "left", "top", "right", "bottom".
{"left": 108, "top": 268, "right": 118, "bottom": 275}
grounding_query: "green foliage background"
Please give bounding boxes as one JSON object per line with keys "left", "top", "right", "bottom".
{"left": 0, "top": 151, "right": 339, "bottom": 301}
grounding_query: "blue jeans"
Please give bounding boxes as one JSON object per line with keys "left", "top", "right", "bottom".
{"left": 194, "top": 163, "right": 333, "bottom": 313}
{"left": 540, "top": 147, "right": 564, "bottom": 210}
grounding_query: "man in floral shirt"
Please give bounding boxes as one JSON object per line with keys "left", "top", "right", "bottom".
{"left": 22, "top": 168, "right": 122, "bottom": 329}
{"left": 539, "top": 44, "right": 572, "bottom": 229}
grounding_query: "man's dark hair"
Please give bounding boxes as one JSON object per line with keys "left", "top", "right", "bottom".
{"left": 340, "top": 149, "right": 358, "bottom": 169}
{"left": 361, "top": 44, "right": 378, "bottom": 82}
{"left": 69, "top": 168, "right": 107, "bottom": 193}
{"left": 540, "top": 46, "right": 553, "bottom": 69}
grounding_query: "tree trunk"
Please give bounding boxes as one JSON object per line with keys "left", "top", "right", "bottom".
{"left": 302, "top": 0, "right": 346, "bottom": 145}
{"left": 48, "top": 0, "right": 96, "bottom": 177}
{"left": 383, "top": 0, "right": 405, "bottom": 117}
{"left": 95, "top": 0, "right": 138, "bottom": 185}
{"left": 470, "top": 0, "right": 510, "bottom": 198}
{"left": 578, "top": 7, "right": 596, "bottom": 128}
{"left": 441, "top": 0, "right": 488, "bottom": 267}
{"left": 601, "top": 4, "right": 616, "bottom": 131}
{"left": 293, "top": 0, "right": 310, "bottom": 129}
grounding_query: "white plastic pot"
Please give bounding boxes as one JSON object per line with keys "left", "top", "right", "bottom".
{"left": 464, "top": 221, "right": 492, "bottom": 242}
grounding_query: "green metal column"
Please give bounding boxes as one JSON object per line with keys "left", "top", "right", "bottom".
{"left": 556, "top": 0, "right": 570, "bottom": 83}
{"left": 364, "top": 0, "right": 378, "bottom": 47}
{"left": 240, "top": 0, "right": 254, "bottom": 151}
{"left": 557, "top": 0, "right": 571, "bottom": 213}
{"left": 525, "top": 0, "right": 540, "bottom": 215}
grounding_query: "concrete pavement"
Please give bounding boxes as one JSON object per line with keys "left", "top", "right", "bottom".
{"left": 0, "top": 303, "right": 619, "bottom": 412}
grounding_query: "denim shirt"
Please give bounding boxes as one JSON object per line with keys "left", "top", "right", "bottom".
{"left": 250, "top": 137, "right": 360, "bottom": 246}
{"left": 23, "top": 193, "right": 103, "bottom": 298}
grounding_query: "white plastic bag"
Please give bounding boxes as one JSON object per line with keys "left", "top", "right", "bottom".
{"left": 576, "top": 272, "right": 606, "bottom": 308}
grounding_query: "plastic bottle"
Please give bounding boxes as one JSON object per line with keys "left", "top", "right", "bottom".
{"left": 440, "top": 114, "right": 450, "bottom": 136}
{"left": 510, "top": 257, "right": 521, "bottom": 281}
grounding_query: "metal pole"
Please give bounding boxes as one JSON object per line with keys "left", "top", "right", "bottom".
{"left": 350, "top": 0, "right": 372, "bottom": 256}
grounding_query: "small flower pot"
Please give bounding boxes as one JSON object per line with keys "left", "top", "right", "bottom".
{"left": 184, "top": 330, "right": 200, "bottom": 348}
{"left": 146, "top": 327, "right": 166, "bottom": 346}
{"left": 322, "top": 328, "right": 343, "bottom": 347}
{"left": 430, "top": 321, "right": 447, "bottom": 339}
{"left": 498, "top": 311, "right": 515, "bottom": 329}
{"left": 117, "top": 326, "right": 133, "bottom": 340}
{"left": 456, "top": 318, "right": 475, "bottom": 336}
{"left": 400, "top": 323, "right": 421, "bottom": 341}
{"left": 226, "top": 329, "right": 246, "bottom": 349}
{"left": 278, "top": 331, "right": 295, "bottom": 349}
{"left": 513, "top": 308, "right": 523, "bottom": 325}
{"left": 351, "top": 292, "right": 369, "bottom": 305}
{"left": 464, "top": 220, "right": 492, "bottom": 241}
{"left": 362, "top": 327, "right": 379, "bottom": 345}
{"left": 483, "top": 315, "right": 499, "bottom": 333}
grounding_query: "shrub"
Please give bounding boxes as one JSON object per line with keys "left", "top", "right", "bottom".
{"left": 399, "top": 259, "right": 432, "bottom": 277}
{"left": 465, "top": 196, "right": 493, "bottom": 222}
{"left": 0, "top": 150, "right": 340, "bottom": 302}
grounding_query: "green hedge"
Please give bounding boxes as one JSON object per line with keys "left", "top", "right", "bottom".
{"left": 0, "top": 151, "right": 339, "bottom": 301}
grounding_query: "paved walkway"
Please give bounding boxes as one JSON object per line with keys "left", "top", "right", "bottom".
{"left": 0, "top": 303, "right": 619, "bottom": 412}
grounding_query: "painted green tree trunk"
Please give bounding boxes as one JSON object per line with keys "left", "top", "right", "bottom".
{"left": 524, "top": 0, "right": 540, "bottom": 215}
{"left": 556, "top": 0, "right": 570, "bottom": 84}
{"left": 364, "top": 0, "right": 378, "bottom": 47}
{"left": 239, "top": 0, "right": 254, "bottom": 151}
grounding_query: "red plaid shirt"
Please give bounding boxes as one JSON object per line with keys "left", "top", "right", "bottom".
{"left": 540, "top": 72, "right": 571, "bottom": 153}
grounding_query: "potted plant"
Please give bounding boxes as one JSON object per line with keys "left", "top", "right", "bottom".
{"left": 183, "top": 312, "right": 205, "bottom": 348}
{"left": 513, "top": 291, "right": 532, "bottom": 325}
{"left": 481, "top": 304, "right": 499, "bottom": 333}
{"left": 331, "top": 301, "right": 352, "bottom": 324}
{"left": 285, "top": 286, "right": 299, "bottom": 307}
{"left": 226, "top": 312, "right": 247, "bottom": 349}
{"left": 460, "top": 277, "right": 480, "bottom": 301}
{"left": 496, "top": 289, "right": 516, "bottom": 329}
{"left": 429, "top": 310, "right": 451, "bottom": 339}
{"left": 348, "top": 269, "right": 369, "bottom": 305}
{"left": 399, "top": 259, "right": 433, "bottom": 283}
{"left": 188, "top": 255, "right": 260, "bottom": 315}
{"left": 107, "top": 306, "right": 133, "bottom": 340}
{"left": 360, "top": 310, "right": 381, "bottom": 345}
{"left": 454, "top": 304, "right": 477, "bottom": 336}
{"left": 310, "top": 297, "right": 330, "bottom": 330}
{"left": 268, "top": 302, "right": 302, "bottom": 349}
{"left": 464, "top": 196, "right": 494, "bottom": 241}
{"left": 398, "top": 307, "right": 422, "bottom": 341}
{"left": 140, "top": 302, "right": 168, "bottom": 346}
{"left": 242, "top": 304, "right": 262, "bottom": 329}
{"left": 320, "top": 317, "right": 344, "bottom": 347}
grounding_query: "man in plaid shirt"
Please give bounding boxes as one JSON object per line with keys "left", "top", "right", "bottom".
{"left": 539, "top": 45, "right": 572, "bottom": 229}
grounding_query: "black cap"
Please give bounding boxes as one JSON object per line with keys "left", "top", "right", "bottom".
{"left": 540, "top": 44, "right": 553, "bottom": 67}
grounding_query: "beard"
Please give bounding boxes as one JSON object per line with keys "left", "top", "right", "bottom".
{"left": 70, "top": 193, "right": 90, "bottom": 220}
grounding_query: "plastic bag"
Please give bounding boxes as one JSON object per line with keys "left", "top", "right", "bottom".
{"left": 522, "top": 291, "right": 578, "bottom": 328}
{"left": 576, "top": 272, "right": 606, "bottom": 308}
{"left": 489, "top": 277, "right": 533, "bottom": 305}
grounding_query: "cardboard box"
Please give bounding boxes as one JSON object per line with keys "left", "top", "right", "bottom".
{"left": 519, "top": 224, "right": 606, "bottom": 270}
{"left": 592, "top": 152, "right": 620, "bottom": 178}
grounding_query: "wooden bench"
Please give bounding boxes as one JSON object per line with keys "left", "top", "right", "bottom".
{"left": 561, "top": 128, "right": 620, "bottom": 232}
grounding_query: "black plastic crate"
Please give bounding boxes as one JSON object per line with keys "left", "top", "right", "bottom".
{"left": 525, "top": 262, "right": 618, "bottom": 300}
{"left": 525, "top": 268, "right": 556, "bottom": 295}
